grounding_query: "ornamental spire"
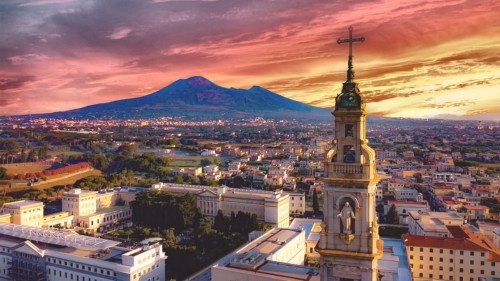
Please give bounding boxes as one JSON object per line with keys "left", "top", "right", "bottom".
{"left": 337, "top": 26, "right": 365, "bottom": 82}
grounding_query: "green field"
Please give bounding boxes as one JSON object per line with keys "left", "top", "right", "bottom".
{"left": 167, "top": 155, "right": 219, "bottom": 167}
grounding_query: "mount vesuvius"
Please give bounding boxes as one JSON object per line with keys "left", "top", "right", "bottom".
{"left": 46, "top": 76, "right": 330, "bottom": 120}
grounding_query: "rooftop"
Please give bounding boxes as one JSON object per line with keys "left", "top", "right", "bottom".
{"left": 403, "top": 225, "right": 500, "bottom": 261}
{"left": 236, "top": 228, "right": 302, "bottom": 258}
{"left": 464, "top": 205, "right": 489, "bottom": 210}
{"left": 388, "top": 200, "right": 426, "bottom": 206}
{"left": 289, "top": 218, "right": 322, "bottom": 242}
{"left": 3, "top": 200, "right": 43, "bottom": 208}
{"left": 0, "top": 222, "right": 120, "bottom": 250}
{"left": 84, "top": 205, "right": 130, "bottom": 217}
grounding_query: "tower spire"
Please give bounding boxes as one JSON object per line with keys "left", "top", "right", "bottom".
{"left": 337, "top": 26, "right": 365, "bottom": 82}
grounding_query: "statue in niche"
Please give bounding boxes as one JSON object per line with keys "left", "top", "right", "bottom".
{"left": 337, "top": 202, "right": 355, "bottom": 234}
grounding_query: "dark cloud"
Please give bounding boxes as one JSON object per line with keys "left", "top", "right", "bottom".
{"left": 0, "top": 76, "right": 35, "bottom": 91}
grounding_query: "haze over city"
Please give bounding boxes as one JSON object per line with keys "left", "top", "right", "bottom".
{"left": 1, "top": 0, "right": 500, "bottom": 120}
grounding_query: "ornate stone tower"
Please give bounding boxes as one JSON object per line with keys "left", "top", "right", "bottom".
{"left": 317, "top": 27, "right": 383, "bottom": 281}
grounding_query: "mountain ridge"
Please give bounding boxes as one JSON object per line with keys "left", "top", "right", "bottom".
{"left": 46, "top": 76, "right": 331, "bottom": 120}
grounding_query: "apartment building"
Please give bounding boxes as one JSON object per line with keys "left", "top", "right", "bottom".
{"left": 404, "top": 225, "right": 500, "bottom": 281}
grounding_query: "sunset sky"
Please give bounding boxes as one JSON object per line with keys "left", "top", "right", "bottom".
{"left": 1, "top": 0, "right": 500, "bottom": 120}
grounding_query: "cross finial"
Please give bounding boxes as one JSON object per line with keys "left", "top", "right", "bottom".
{"left": 337, "top": 26, "right": 365, "bottom": 82}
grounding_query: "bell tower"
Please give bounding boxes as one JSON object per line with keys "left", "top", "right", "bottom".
{"left": 317, "top": 26, "right": 383, "bottom": 281}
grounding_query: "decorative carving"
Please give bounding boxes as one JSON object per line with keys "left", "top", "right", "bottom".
{"left": 340, "top": 233, "right": 355, "bottom": 243}
{"left": 332, "top": 264, "right": 360, "bottom": 275}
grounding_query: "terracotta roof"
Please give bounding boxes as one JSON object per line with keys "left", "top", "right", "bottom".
{"left": 403, "top": 234, "right": 488, "bottom": 252}
{"left": 446, "top": 225, "right": 468, "bottom": 239}
{"left": 403, "top": 225, "right": 500, "bottom": 262}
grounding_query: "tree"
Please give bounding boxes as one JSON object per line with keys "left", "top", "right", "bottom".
{"left": 386, "top": 205, "right": 399, "bottom": 224}
{"left": 164, "top": 228, "right": 178, "bottom": 248}
{"left": 229, "top": 211, "right": 236, "bottom": 232}
{"left": 175, "top": 174, "right": 184, "bottom": 184}
{"left": 198, "top": 217, "right": 212, "bottom": 237}
{"left": 312, "top": 188, "right": 320, "bottom": 213}
{"left": 213, "top": 210, "right": 229, "bottom": 233}
{"left": 200, "top": 158, "right": 212, "bottom": 167}
{"left": 0, "top": 167, "right": 7, "bottom": 180}
{"left": 233, "top": 176, "right": 244, "bottom": 188}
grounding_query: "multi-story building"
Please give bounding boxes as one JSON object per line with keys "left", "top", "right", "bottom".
{"left": 403, "top": 225, "right": 500, "bottom": 281}
{"left": 395, "top": 188, "right": 423, "bottom": 202}
{"left": 0, "top": 223, "right": 166, "bottom": 281}
{"left": 228, "top": 162, "right": 241, "bottom": 173}
{"left": 62, "top": 189, "right": 97, "bottom": 220}
{"left": 210, "top": 228, "right": 317, "bottom": 281}
{"left": 153, "top": 183, "right": 290, "bottom": 227}
{"left": 408, "top": 211, "right": 465, "bottom": 237}
{"left": 1, "top": 200, "right": 44, "bottom": 227}
{"left": 462, "top": 205, "right": 490, "bottom": 220}
{"left": 385, "top": 201, "right": 429, "bottom": 224}
{"left": 286, "top": 192, "right": 306, "bottom": 215}
{"left": 62, "top": 188, "right": 134, "bottom": 233}
{"left": 77, "top": 206, "right": 132, "bottom": 232}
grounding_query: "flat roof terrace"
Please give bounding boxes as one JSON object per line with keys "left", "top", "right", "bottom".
{"left": 0, "top": 222, "right": 120, "bottom": 250}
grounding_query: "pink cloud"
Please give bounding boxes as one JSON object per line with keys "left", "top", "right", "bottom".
{"left": 0, "top": 0, "right": 499, "bottom": 119}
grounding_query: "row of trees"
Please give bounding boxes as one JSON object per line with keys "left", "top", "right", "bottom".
{"left": 213, "top": 210, "right": 260, "bottom": 234}
{"left": 130, "top": 190, "right": 198, "bottom": 231}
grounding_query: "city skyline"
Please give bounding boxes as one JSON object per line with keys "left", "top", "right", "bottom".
{"left": 1, "top": 0, "right": 500, "bottom": 120}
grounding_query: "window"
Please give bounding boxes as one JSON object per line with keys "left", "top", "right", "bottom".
{"left": 420, "top": 248, "right": 423, "bottom": 252}
{"left": 430, "top": 248, "right": 433, "bottom": 253}
{"left": 430, "top": 265, "right": 433, "bottom": 270}
{"left": 345, "top": 124, "right": 354, "bottom": 137}
{"left": 470, "top": 269, "right": 473, "bottom": 274}
{"left": 439, "top": 258, "right": 443, "bottom": 262}
{"left": 460, "top": 251, "right": 464, "bottom": 255}
{"left": 460, "top": 268, "right": 463, "bottom": 273}
{"left": 440, "top": 249, "right": 443, "bottom": 254}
